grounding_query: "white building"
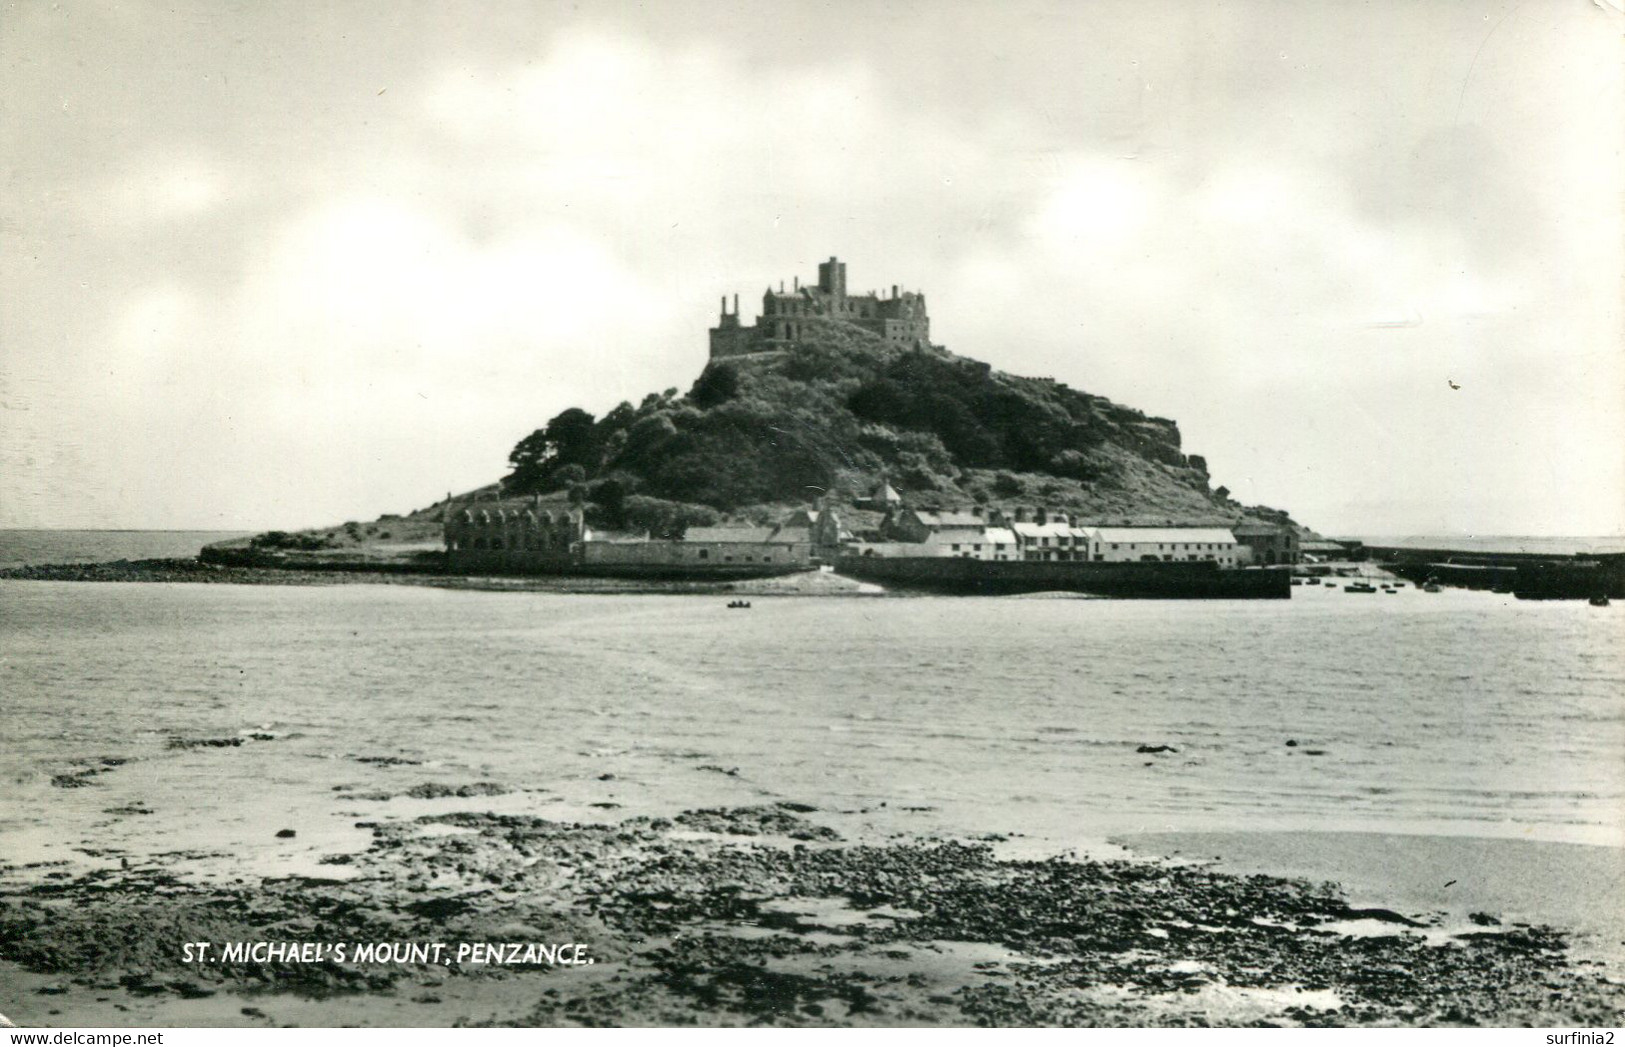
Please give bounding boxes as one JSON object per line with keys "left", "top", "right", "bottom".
{"left": 1087, "top": 527, "right": 1239, "bottom": 565}
{"left": 923, "top": 526, "right": 1019, "bottom": 561}
{"left": 1011, "top": 520, "right": 1093, "bottom": 561}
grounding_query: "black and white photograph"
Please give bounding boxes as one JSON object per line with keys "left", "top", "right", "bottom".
{"left": 1, "top": 0, "right": 1622, "bottom": 1034}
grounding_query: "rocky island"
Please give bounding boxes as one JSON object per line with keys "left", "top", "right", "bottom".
{"left": 85, "top": 256, "right": 1311, "bottom": 593}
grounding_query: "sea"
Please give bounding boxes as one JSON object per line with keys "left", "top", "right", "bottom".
{"left": 1353, "top": 535, "right": 1625, "bottom": 557}
{"left": 2, "top": 530, "right": 1622, "bottom": 953}
{"left": 0, "top": 529, "right": 257, "bottom": 570}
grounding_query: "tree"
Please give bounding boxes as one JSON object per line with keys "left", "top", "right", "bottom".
{"left": 689, "top": 362, "right": 740, "bottom": 408}
{"left": 507, "top": 407, "right": 600, "bottom": 490}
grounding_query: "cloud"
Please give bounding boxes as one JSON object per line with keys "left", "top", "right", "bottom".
{"left": 1, "top": 4, "right": 1620, "bottom": 533}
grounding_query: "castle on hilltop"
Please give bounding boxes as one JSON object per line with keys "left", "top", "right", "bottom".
{"left": 709, "top": 256, "right": 931, "bottom": 359}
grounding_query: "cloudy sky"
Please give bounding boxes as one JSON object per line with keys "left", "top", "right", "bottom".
{"left": 3, "top": 0, "right": 1620, "bottom": 535}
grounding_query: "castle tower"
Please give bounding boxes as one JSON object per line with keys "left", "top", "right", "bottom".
{"left": 817, "top": 256, "right": 846, "bottom": 300}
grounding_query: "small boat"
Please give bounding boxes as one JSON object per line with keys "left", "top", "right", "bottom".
{"left": 1345, "top": 583, "right": 1377, "bottom": 594}
{"left": 1291, "top": 578, "right": 1304, "bottom": 586}
{"left": 1423, "top": 583, "right": 1442, "bottom": 593}
{"left": 1384, "top": 588, "right": 1398, "bottom": 594}
{"left": 1306, "top": 577, "right": 1322, "bottom": 586}
{"left": 1591, "top": 595, "right": 1611, "bottom": 607}
{"left": 726, "top": 599, "right": 753, "bottom": 609}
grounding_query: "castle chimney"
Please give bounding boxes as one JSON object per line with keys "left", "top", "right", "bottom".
{"left": 1015, "top": 507, "right": 1030, "bottom": 523}
{"left": 892, "top": 284, "right": 898, "bottom": 298}
{"left": 794, "top": 276, "right": 799, "bottom": 291}
{"left": 733, "top": 293, "right": 738, "bottom": 315}
{"left": 720, "top": 295, "right": 727, "bottom": 316}
{"left": 1035, "top": 508, "right": 1048, "bottom": 525}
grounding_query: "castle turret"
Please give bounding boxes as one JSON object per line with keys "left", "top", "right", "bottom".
{"left": 817, "top": 256, "right": 847, "bottom": 300}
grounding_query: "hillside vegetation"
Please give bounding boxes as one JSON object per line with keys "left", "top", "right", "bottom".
{"left": 498, "top": 319, "right": 1288, "bottom": 533}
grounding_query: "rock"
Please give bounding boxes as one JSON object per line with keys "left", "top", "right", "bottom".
{"left": 1285, "top": 739, "right": 1299, "bottom": 747}
{"left": 1136, "top": 745, "right": 1178, "bottom": 754}
{"left": 402, "top": 782, "right": 510, "bottom": 799}
{"left": 166, "top": 737, "right": 244, "bottom": 750}
{"left": 275, "top": 829, "right": 297, "bottom": 839}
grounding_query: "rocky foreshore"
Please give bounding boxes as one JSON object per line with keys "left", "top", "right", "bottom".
{"left": 0, "top": 558, "right": 876, "bottom": 596}
{"left": 2, "top": 801, "right": 1621, "bottom": 1028}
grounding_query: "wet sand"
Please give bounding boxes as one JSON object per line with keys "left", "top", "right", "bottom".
{"left": 3, "top": 792, "right": 1623, "bottom": 1027}
{"left": 1119, "top": 831, "right": 1625, "bottom": 964}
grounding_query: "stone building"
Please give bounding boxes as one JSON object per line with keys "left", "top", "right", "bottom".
{"left": 443, "top": 497, "right": 585, "bottom": 573}
{"left": 1231, "top": 522, "right": 1301, "bottom": 565}
{"left": 882, "top": 507, "right": 990, "bottom": 543}
{"left": 709, "top": 256, "right": 930, "bottom": 358}
{"left": 579, "top": 524, "right": 811, "bottom": 570}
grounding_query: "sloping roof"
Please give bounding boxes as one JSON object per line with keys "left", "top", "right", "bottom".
{"left": 982, "top": 527, "right": 1017, "bottom": 545}
{"left": 1091, "top": 528, "right": 1237, "bottom": 545}
{"left": 923, "top": 527, "right": 1003, "bottom": 545}
{"left": 1011, "top": 521, "right": 1076, "bottom": 539}
{"left": 583, "top": 529, "right": 650, "bottom": 544}
{"left": 909, "top": 510, "right": 988, "bottom": 528}
{"left": 684, "top": 525, "right": 811, "bottom": 545}
{"left": 1231, "top": 522, "right": 1293, "bottom": 536}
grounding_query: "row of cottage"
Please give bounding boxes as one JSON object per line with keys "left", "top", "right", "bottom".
{"left": 861, "top": 507, "right": 1299, "bottom": 566}
{"left": 442, "top": 497, "right": 1301, "bottom": 573}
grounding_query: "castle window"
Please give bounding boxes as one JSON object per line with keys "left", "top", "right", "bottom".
{"left": 698, "top": 549, "right": 709, "bottom": 559}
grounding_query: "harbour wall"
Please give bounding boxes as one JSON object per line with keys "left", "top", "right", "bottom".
{"left": 835, "top": 556, "right": 1290, "bottom": 599}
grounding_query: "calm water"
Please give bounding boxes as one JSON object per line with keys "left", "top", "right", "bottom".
{"left": 0, "top": 529, "right": 254, "bottom": 570}
{"left": 1354, "top": 535, "right": 1625, "bottom": 556}
{"left": 1, "top": 532, "right": 1621, "bottom": 945}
